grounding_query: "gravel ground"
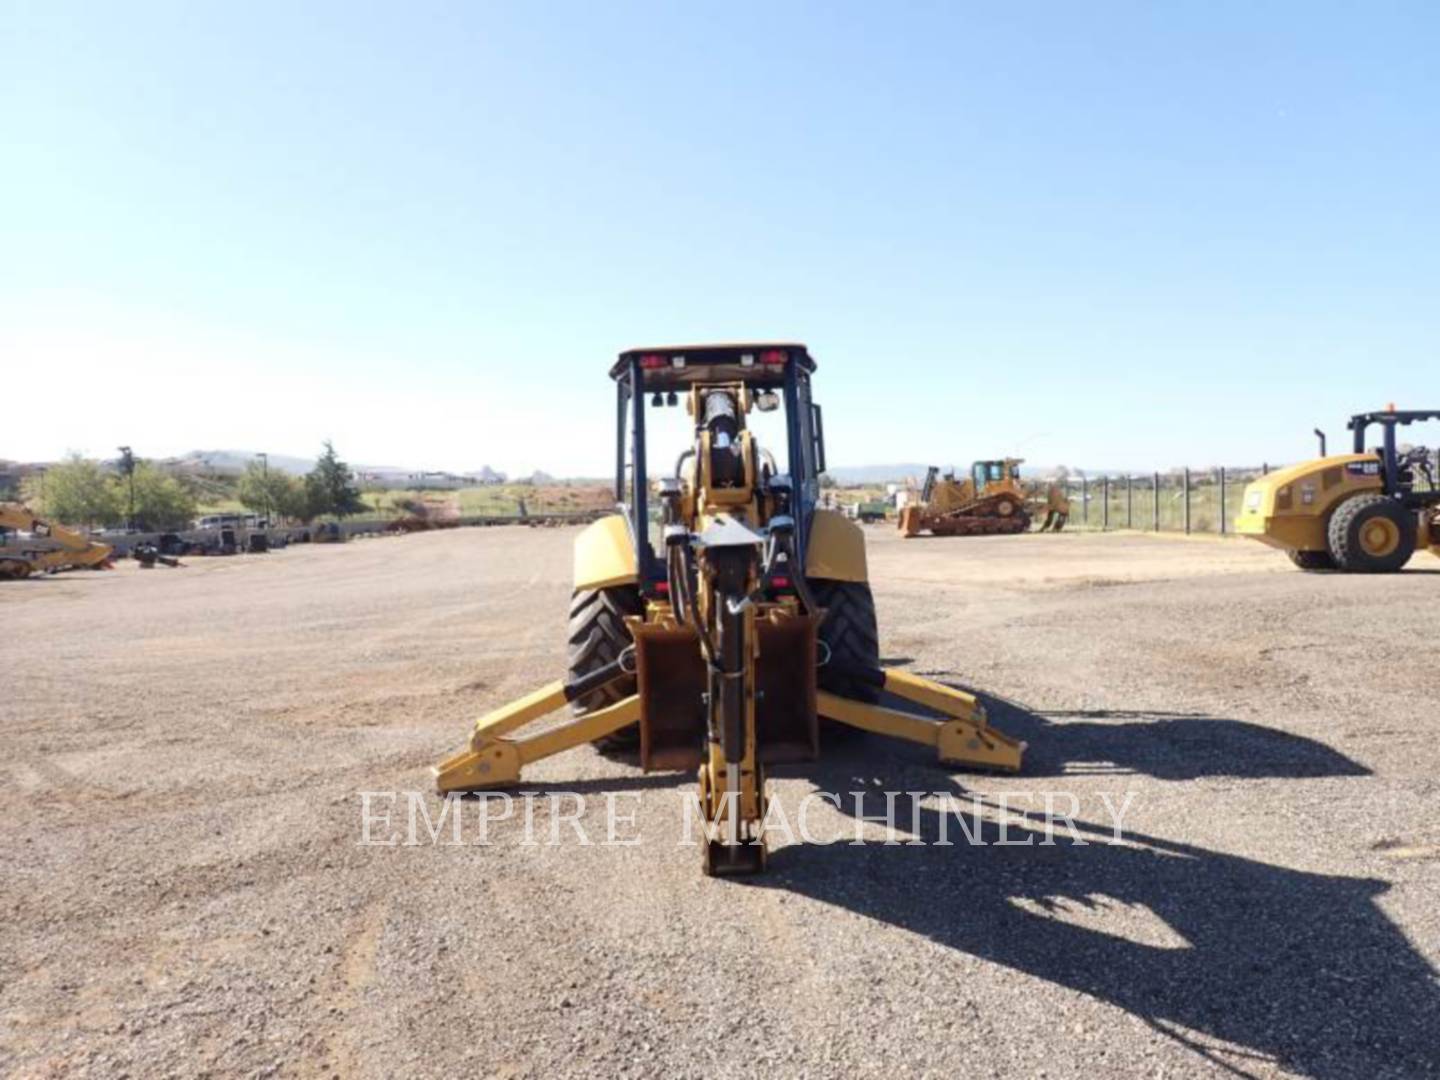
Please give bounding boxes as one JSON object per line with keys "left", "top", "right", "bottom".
{"left": 3, "top": 526, "right": 1438, "bottom": 1078}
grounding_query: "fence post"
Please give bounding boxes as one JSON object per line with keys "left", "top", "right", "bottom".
{"left": 1219, "top": 467, "right": 1227, "bottom": 534}
{"left": 1103, "top": 477, "right": 1110, "bottom": 530}
{"left": 1183, "top": 467, "right": 1191, "bottom": 534}
{"left": 1152, "top": 472, "right": 1160, "bottom": 531}
{"left": 1126, "top": 475, "right": 1133, "bottom": 529}
{"left": 1262, "top": 462, "right": 1269, "bottom": 476}
{"left": 1081, "top": 476, "right": 1088, "bottom": 525}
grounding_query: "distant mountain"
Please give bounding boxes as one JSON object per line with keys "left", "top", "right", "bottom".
{"left": 826, "top": 462, "right": 1081, "bottom": 485}
{"left": 165, "top": 450, "right": 317, "bottom": 476}
{"left": 824, "top": 464, "right": 931, "bottom": 485}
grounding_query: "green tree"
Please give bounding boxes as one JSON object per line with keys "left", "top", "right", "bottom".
{"left": 22, "top": 454, "right": 123, "bottom": 527}
{"left": 272, "top": 474, "right": 310, "bottom": 521}
{"left": 129, "top": 462, "right": 198, "bottom": 530}
{"left": 238, "top": 461, "right": 308, "bottom": 522}
{"left": 305, "top": 441, "right": 366, "bottom": 519}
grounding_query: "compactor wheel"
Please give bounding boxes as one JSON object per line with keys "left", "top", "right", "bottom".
{"left": 567, "top": 585, "right": 644, "bottom": 749}
{"left": 1327, "top": 494, "right": 1415, "bottom": 573}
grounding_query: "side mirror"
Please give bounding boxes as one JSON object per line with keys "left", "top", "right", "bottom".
{"left": 755, "top": 390, "right": 780, "bottom": 413}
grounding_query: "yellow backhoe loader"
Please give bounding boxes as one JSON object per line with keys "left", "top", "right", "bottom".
{"left": 434, "top": 344, "right": 1024, "bottom": 875}
{"left": 898, "top": 458, "right": 1069, "bottom": 537}
{"left": 0, "top": 502, "right": 114, "bottom": 579}
{"left": 1237, "top": 409, "right": 1440, "bottom": 572}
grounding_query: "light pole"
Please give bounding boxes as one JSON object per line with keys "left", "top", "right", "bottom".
{"left": 258, "top": 452, "right": 270, "bottom": 526}
{"left": 118, "top": 446, "right": 136, "bottom": 530}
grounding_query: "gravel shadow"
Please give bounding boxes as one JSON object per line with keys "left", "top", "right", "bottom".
{"left": 758, "top": 775, "right": 1439, "bottom": 1079}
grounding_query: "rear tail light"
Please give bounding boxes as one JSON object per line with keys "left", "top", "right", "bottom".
{"left": 760, "top": 349, "right": 787, "bottom": 366}
{"left": 639, "top": 354, "right": 667, "bottom": 369}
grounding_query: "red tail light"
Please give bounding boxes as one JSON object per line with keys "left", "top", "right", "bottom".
{"left": 770, "top": 575, "right": 791, "bottom": 588}
{"left": 760, "top": 349, "right": 787, "bottom": 366}
{"left": 654, "top": 581, "right": 670, "bottom": 593}
{"left": 639, "top": 354, "right": 667, "bottom": 369}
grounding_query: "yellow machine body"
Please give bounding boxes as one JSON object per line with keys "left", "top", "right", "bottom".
{"left": 573, "top": 514, "right": 639, "bottom": 591}
{"left": 900, "top": 457, "right": 1066, "bottom": 536}
{"left": 0, "top": 503, "right": 114, "bottom": 579}
{"left": 1234, "top": 454, "right": 1383, "bottom": 552}
{"left": 804, "top": 508, "right": 868, "bottom": 582}
{"left": 1236, "top": 410, "right": 1440, "bottom": 572}
{"left": 435, "top": 343, "right": 1025, "bottom": 876}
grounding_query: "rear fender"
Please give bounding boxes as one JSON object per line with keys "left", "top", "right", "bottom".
{"left": 573, "top": 514, "right": 638, "bottom": 591}
{"left": 805, "top": 509, "right": 868, "bottom": 583}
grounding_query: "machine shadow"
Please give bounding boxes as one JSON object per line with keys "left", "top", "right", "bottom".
{"left": 758, "top": 772, "right": 1440, "bottom": 1079}
{"left": 890, "top": 681, "right": 1371, "bottom": 780}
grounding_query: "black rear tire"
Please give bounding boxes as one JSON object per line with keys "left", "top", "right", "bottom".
{"left": 811, "top": 579, "right": 881, "bottom": 704}
{"left": 1288, "top": 549, "right": 1337, "bottom": 571}
{"left": 1327, "top": 494, "right": 1415, "bottom": 573}
{"left": 566, "top": 585, "right": 644, "bottom": 749}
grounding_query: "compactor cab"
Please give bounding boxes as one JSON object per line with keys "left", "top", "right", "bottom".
{"left": 434, "top": 343, "right": 1025, "bottom": 876}
{"left": 1237, "top": 409, "right": 1440, "bottom": 572}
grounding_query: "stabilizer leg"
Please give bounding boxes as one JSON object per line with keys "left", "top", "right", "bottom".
{"left": 817, "top": 668, "right": 1025, "bottom": 772}
{"left": 434, "top": 677, "right": 642, "bottom": 793}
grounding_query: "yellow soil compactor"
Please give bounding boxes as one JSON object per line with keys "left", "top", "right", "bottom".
{"left": 1237, "top": 409, "right": 1440, "bottom": 572}
{"left": 435, "top": 344, "right": 1024, "bottom": 875}
{"left": 898, "top": 459, "right": 1069, "bottom": 537}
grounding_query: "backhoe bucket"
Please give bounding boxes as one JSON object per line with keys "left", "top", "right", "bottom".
{"left": 633, "top": 614, "right": 820, "bottom": 770}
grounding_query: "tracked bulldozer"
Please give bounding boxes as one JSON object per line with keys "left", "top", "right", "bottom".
{"left": 434, "top": 344, "right": 1024, "bottom": 875}
{"left": 898, "top": 459, "right": 1068, "bottom": 537}
{"left": 1237, "top": 409, "right": 1440, "bottom": 572}
{"left": 0, "top": 503, "right": 114, "bottom": 579}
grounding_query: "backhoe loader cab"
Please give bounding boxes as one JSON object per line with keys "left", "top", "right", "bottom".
{"left": 1237, "top": 409, "right": 1440, "bottom": 572}
{"left": 434, "top": 343, "right": 1025, "bottom": 876}
{"left": 608, "top": 344, "right": 828, "bottom": 594}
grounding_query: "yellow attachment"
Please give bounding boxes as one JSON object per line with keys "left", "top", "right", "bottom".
{"left": 572, "top": 514, "right": 638, "bottom": 591}
{"left": 433, "top": 684, "right": 641, "bottom": 792}
{"left": 805, "top": 508, "right": 868, "bottom": 582}
{"left": 0, "top": 502, "right": 113, "bottom": 578}
{"left": 818, "top": 668, "right": 1025, "bottom": 773}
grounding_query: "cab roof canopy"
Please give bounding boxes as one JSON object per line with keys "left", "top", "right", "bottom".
{"left": 610, "top": 343, "right": 816, "bottom": 389}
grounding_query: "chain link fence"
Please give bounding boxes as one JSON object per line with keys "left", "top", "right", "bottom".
{"left": 1058, "top": 449, "right": 1440, "bottom": 534}
{"left": 1058, "top": 466, "right": 1270, "bottom": 534}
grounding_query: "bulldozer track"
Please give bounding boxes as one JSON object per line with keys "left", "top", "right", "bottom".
{"left": 912, "top": 493, "right": 1033, "bottom": 536}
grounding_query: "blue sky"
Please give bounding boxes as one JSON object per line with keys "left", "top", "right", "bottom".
{"left": 3, "top": 2, "right": 1436, "bottom": 475}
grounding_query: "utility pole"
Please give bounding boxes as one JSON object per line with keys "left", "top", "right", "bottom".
{"left": 258, "top": 452, "right": 270, "bottom": 526}
{"left": 118, "top": 446, "right": 136, "bottom": 530}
